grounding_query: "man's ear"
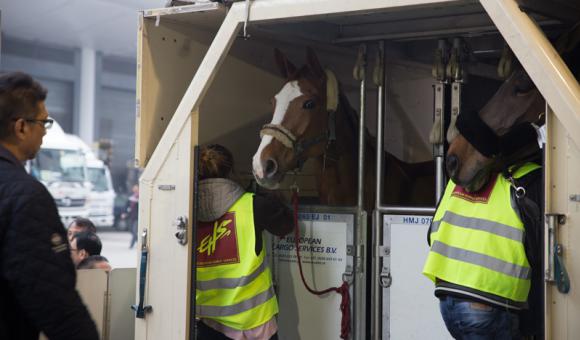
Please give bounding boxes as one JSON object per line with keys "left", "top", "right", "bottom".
{"left": 79, "top": 249, "right": 89, "bottom": 260}
{"left": 12, "top": 118, "right": 27, "bottom": 141}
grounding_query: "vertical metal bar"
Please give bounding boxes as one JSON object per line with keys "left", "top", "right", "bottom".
{"left": 357, "top": 45, "right": 367, "bottom": 211}
{"left": 189, "top": 145, "right": 200, "bottom": 340}
{"left": 372, "top": 41, "right": 385, "bottom": 340}
{"left": 545, "top": 214, "right": 556, "bottom": 283}
{"left": 355, "top": 43, "right": 367, "bottom": 340}
{"left": 433, "top": 83, "right": 446, "bottom": 202}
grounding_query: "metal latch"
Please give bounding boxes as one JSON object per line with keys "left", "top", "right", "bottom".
{"left": 342, "top": 265, "right": 354, "bottom": 284}
{"left": 173, "top": 216, "right": 188, "bottom": 246}
{"left": 380, "top": 267, "right": 392, "bottom": 288}
{"left": 545, "top": 214, "right": 570, "bottom": 294}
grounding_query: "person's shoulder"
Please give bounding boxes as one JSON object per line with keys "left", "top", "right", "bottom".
{"left": 0, "top": 171, "right": 50, "bottom": 205}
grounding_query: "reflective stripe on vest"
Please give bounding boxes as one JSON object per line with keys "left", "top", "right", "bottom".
{"left": 197, "top": 260, "right": 268, "bottom": 291}
{"left": 197, "top": 286, "right": 276, "bottom": 317}
{"left": 195, "top": 192, "right": 278, "bottom": 330}
{"left": 423, "top": 163, "right": 540, "bottom": 302}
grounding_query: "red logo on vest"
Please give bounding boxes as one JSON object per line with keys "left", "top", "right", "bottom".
{"left": 196, "top": 212, "right": 240, "bottom": 267}
{"left": 451, "top": 174, "right": 498, "bottom": 204}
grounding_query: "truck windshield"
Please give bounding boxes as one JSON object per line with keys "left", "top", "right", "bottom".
{"left": 31, "top": 149, "right": 86, "bottom": 183}
{"left": 88, "top": 167, "right": 110, "bottom": 192}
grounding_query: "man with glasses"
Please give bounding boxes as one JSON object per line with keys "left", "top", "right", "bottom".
{"left": 0, "top": 72, "right": 98, "bottom": 340}
{"left": 70, "top": 231, "right": 102, "bottom": 268}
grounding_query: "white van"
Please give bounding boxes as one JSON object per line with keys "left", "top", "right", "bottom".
{"left": 30, "top": 122, "right": 91, "bottom": 227}
{"left": 66, "top": 135, "right": 116, "bottom": 228}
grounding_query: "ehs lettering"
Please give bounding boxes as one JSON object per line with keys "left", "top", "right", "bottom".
{"left": 198, "top": 219, "right": 232, "bottom": 256}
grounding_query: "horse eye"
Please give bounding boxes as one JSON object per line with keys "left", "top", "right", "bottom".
{"left": 303, "top": 100, "right": 316, "bottom": 110}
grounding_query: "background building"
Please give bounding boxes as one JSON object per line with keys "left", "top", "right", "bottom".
{"left": 0, "top": 0, "right": 165, "bottom": 192}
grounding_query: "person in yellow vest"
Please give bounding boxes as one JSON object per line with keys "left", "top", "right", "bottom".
{"left": 195, "top": 144, "right": 293, "bottom": 340}
{"left": 423, "top": 113, "right": 544, "bottom": 339}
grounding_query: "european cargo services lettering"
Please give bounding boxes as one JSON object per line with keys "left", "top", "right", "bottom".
{"left": 274, "top": 235, "right": 337, "bottom": 254}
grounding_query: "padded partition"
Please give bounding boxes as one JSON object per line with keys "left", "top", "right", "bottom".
{"left": 77, "top": 269, "right": 108, "bottom": 338}
{"left": 108, "top": 268, "right": 136, "bottom": 340}
{"left": 270, "top": 207, "right": 355, "bottom": 340}
{"left": 381, "top": 215, "right": 451, "bottom": 340}
{"left": 75, "top": 268, "right": 136, "bottom": 340}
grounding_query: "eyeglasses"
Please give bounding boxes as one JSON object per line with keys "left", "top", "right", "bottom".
{"left": 26, "top": 118, "right": 54, "bottom": 129}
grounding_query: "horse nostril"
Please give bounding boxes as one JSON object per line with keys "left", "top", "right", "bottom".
{"left": 446, "top": 155, "right": 459, "bottom": 177}
{"left": 264, "top": 158, "right": 278, "bottom": 178}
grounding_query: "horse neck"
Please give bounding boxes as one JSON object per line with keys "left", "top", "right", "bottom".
{"left": 314, "top": 96, "right": 371, "bottom": 206}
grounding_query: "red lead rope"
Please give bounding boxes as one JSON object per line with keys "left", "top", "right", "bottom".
{"left": 291, "top": 190, "right": 351, "bottom": 339}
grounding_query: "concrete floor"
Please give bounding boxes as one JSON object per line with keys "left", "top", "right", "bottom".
{"left": 97, "top": 229, "right": 138, "bottom": 269}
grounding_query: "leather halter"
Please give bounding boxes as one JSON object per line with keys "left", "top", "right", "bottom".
{"left": 260, "top": 70, "right": 339, "bottom": 170}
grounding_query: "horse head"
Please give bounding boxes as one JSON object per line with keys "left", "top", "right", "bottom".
{"left": 447, "top": 27, "right": 580, "bottom": 193}
{"left": 253, "top": 48, "right": 339, "bottom": 189}
{"left": 446, "top": 67, "right": 544, "bottom": 192}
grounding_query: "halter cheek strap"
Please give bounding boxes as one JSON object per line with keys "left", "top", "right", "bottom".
{"left": 456, "top": 111, "right": 499, "bottom": 157}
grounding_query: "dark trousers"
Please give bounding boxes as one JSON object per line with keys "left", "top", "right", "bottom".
{"left": 196, "top": 321, "right": 278, "bottom": 340}
{"left": 129, "top": 220, "right": 138, "bottom": 248}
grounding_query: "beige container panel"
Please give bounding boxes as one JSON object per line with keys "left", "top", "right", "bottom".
{"left": 546, "top": 106, "right": 580, "bottom": 339}
{"left": 136, "top": 13, "right": 222, "bottom": 168}
{"left": 135, "top": 113, "right": 196, "bottom": 340}
{"left": 108, "top": 268, "right": 136, "bottom": 340}
{"left": 197, "top": 39, "right": 284, "bottom": 173}
{"left": 77, "top": 269, "right": 108, "bottom": 339}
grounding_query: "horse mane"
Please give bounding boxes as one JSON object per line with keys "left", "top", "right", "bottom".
{"left": 337, "top": 92, "right": 378, "bottom": 152}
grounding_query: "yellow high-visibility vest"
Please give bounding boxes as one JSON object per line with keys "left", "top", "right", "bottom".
{"left": 196, "top": 192, "right": 278, "bottom": 330}
{"left": 423, "top": 163, "right": 540, "bottom": 302}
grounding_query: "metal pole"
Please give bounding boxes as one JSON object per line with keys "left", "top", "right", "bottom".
{"left": 432, "top": 38, "right": 448, "bottom": 203}
{"left": 377, "top": 205, "right": 436, "bottom": 215}
{"left": 354, "top": 43, "right": 367, "bottom": 340}
{"left": 357, "top": 45, "right": 367, "bottom": 211}
{"left": 372, "top": 41, "right": 385, "bottom": 340}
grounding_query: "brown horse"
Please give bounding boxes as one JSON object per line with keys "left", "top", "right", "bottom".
{"left": 252, "top": 48, "right": 435, "bottom": 208}
{"left": 446, "top": 37, "right": 580, "bottom": 192}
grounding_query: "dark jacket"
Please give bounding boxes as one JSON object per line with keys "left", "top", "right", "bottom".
{"left": 0, "top": 146, "right": 99, "bottom": 340}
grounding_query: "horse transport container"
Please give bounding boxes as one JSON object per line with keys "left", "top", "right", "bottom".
{"left": 133, "top": 1, "right": 580, "bottom": 339}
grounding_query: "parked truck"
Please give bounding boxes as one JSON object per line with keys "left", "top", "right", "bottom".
{"left": 66, "top": 134, "right": 116, "bottom": 228}
{"left": 29, "top": 121, "right": 91, "bottom": 227}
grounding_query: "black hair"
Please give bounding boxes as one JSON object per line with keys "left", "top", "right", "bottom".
{"left": 0, "top": 71, "right": 47, "bottom": 140}
{"left": 77, "top": 255, "right": 110, "bottom": 270}
{"left": 73, "top": 231, "right": 102, "bottom": 256}
{"left": 70, "top": 217, "right": 97, "bottom": 233}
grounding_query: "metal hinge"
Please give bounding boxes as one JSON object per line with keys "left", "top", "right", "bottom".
{"left": 173, "top": 216, "right": 188, "bottom": 246}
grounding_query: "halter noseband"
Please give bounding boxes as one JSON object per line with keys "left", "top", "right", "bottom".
{"left": 260, "top": 69, "right": 340, "bottom": 169}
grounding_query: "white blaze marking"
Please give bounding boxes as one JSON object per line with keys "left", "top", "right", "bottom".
{"left": 253, "top": 81, "right": 302, "bottom": 178}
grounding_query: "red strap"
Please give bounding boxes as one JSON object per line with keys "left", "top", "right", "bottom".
{"left": 291, "top": 191, "right": 351, "bottom": 339}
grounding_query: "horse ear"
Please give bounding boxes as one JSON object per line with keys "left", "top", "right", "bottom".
{"left": 306, "top": 47, "right": 325, "bottom": 79}
{"left": 274, "top": 48, "right": 296, "bottom": 79}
